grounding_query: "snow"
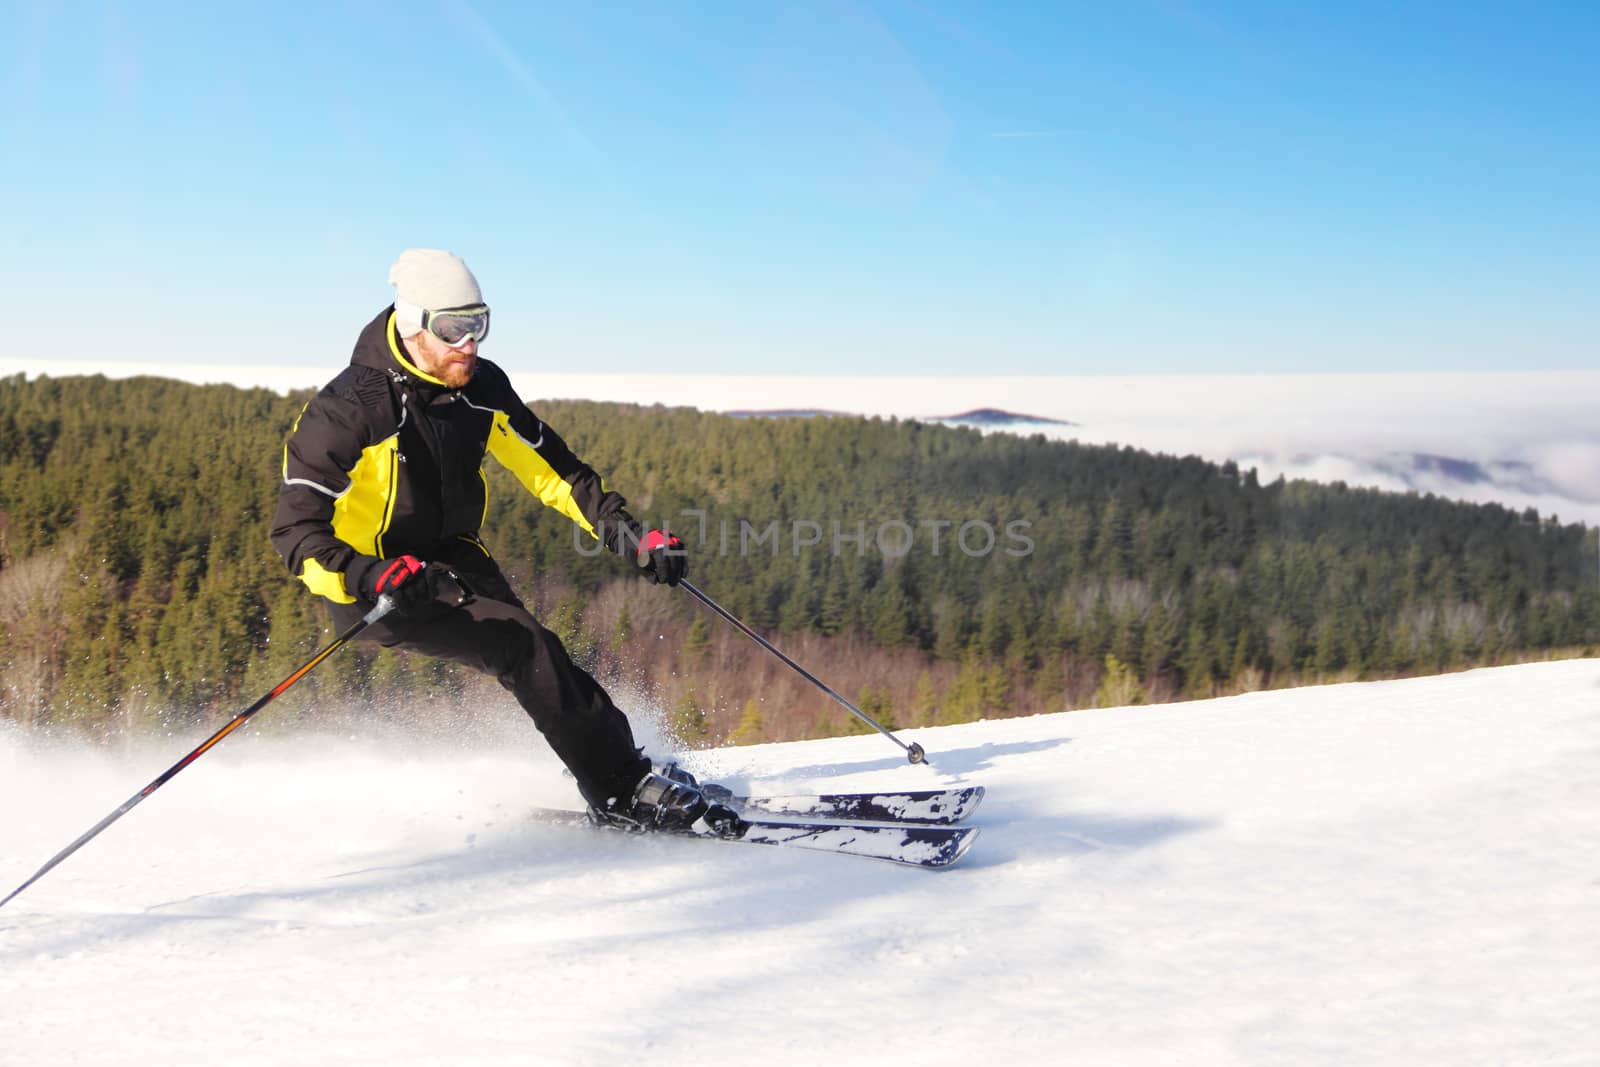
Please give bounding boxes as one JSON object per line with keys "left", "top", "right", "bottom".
{"left": 3, "top": 660, "right": 1598, "bottom": 1064}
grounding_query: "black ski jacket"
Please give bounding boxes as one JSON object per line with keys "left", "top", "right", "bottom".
{"left": 271, "top": 307, "right": 631, "bottom": 603}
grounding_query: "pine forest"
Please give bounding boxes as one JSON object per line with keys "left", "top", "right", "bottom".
{"left": 1, "top": 373, "right": 1596, "bottom": 747}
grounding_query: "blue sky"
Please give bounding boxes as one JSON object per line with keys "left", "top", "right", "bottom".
{"left": 3, "top": 1, "right": 1596, "bottom": 375}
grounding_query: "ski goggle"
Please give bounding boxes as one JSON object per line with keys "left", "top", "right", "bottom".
{"left": 398, "top": 299, "right": 491, "bottom": 347}
{"left": 420, "top": 304, "right": 491, "bottom": 348}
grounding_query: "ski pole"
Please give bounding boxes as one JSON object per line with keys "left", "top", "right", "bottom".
{"left": 678, "top": 579, "right": 928, "bottom": 765}
{"left": 0, "top": 596, "right": 397, "bottom": 910}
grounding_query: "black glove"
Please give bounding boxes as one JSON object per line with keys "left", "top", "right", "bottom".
{"left": 356, "top": 555, "right": 467, "bottom": 612}
{"left": 636, "top": 528, "right": 688, "bottom": 587}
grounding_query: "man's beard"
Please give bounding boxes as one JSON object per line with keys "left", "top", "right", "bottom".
{"left": 415, "top": 341, "right": 477, "bottom": 387}
{"left": 435, "top": 355, "right": 476, "bottom": 388}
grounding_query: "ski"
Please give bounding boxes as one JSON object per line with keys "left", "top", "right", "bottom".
{"left": 699, "top": 784, "right": 985, "bottom": 825}
{"left": 528, "top": 808, "right": 979, "bottom": 870}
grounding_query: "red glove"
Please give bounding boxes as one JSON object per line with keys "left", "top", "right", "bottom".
{"left": 636, "top": 529, "right": 688, "bottom": 587}
{"left": 357, "top": 555, "right": 463, "bottom": 612}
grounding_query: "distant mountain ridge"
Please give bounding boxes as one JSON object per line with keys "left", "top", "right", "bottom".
{"left": 723, "top": 407, "right": 856, "bottom": 419}
{"left": 722, "top": 405, "right": 1076, "bottom": 428}
{"left": 924, "top": 407, "right": 1076, "bottom": 427}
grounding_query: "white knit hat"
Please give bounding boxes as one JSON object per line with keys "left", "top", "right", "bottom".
{"left": 388, "top": 249, "right": 482, "bottom": 337}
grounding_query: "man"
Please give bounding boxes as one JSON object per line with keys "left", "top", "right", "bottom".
{"left": 271, "top": 248, "right": 708, "bottom": 830}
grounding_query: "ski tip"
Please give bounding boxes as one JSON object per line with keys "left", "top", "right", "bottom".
{"left": 927, "top": 826, "right": 981, "bottom": 869}
{"left": 935, "top": 785, "right": 984, "bottom": 824}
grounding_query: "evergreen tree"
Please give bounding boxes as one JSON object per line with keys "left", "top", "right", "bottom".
{"left": 909, "top": 669, "right": 939, "bottom": 727}
{"left": 669, "top": 691, "right": 710, "bottom": 748}
{"left": 869, "top": 573, "right": 912, "bottom": 649}
{"left": 609, "top": 600, "right": 634, "bottom": 653}
{"left": 683, "top": 614, "right": 712, "bottom": 666}
{"left": 729, "top": 698, "right": 766, "bottom": 745}
{"left": 1093, "top": 653, "right": 1145, "bottom": 708}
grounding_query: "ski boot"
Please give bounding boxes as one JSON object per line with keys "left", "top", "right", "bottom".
{"left": 590, "top": 768, "right": 712, "bottom": 832}
{"left": 656, "top": 761, "right": 700, "bottom": 789}
{"left": 657, "top": 762, "right": 743, "bottom": 835}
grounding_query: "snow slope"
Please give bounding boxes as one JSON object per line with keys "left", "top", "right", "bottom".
{"left": 2, "top": 661, "right": 1597, "bottom": 1065}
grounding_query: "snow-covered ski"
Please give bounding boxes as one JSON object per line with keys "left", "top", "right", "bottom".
{"left": 699, "top": 784, "right": 985, "bottom": 825}
{"left": 529, "top": 807, "right": 979, "bottom": 869}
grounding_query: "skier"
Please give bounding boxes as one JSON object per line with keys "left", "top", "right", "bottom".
{"left": 271, "top": 248, "right": 710, "bottom": 830}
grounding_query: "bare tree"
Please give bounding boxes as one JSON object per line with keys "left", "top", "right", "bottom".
{"left": 0, "top": 546, "right": 72, "bottom": 727}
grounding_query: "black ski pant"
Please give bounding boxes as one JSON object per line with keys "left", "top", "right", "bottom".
{"left": 328, "top": 557, "right": 649, "bottom": 809}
